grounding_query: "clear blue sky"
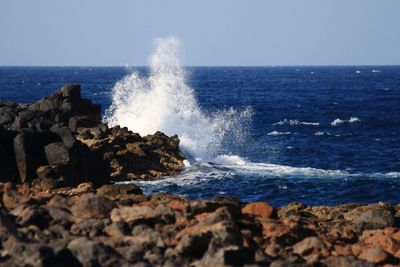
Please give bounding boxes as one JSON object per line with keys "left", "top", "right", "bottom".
{"left": 1, "top": 0, "right": 399, "bottom": 66}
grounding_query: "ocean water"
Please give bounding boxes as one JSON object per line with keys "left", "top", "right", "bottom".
{"left": 1, "top": 47, "right": 400, "bottom": 207}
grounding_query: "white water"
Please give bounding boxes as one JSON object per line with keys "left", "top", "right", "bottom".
{"left": 105, "top": 37, "right": 397, "bottom": 193}
{"left": 104, "top": 37, "right": 252, "bottom": 162}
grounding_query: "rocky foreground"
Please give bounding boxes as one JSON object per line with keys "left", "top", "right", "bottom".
{"left": 1, "top": 182, "right": 400, "bottom": 266}
{"left": 1, "top": 85, "right": 400, "bottom": 266}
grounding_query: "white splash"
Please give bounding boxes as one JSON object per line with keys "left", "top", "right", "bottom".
{"left": 104, "top": 37, "right": 252, "bottom": 161}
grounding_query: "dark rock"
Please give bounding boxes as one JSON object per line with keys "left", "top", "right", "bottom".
{"left": 199, "top": 243, "right": 255, "bottom": 267}
{"left": 354, "top": 208, "right": 395, "bottom": 231}
{"left": 44, "top": 142, "right": 71, "bottom": 166}
{"left": 0, "top": 106, "right": 17, "bottom": 125}
{"left": 67, "top": 237, "right": 124, "bottom": 267}
{"left": 2, "top": 188, "right": 35, "bottom": 209}
{"left": 3, "top": 237, "right": 55, "bottom": 266}
{"left": 0, "top": 126, "right": 18, "bottom": 181}
{"left": 0, "top": 208, "right": 17, "bottom": 236}
{"left": 71, "top": 194, "right": 116, "bottom": 220}
{"left": 11, "top": 109, "right": 37, "bottom": 131}
{"left": 50, "top": 126, "right": 77, "bottom": 148}
{"left": 96, "top": 184, "right": 143, "bottom": 198}
{"left": 68, "top": 116, "right": 99, "bottom": 132}
{"left": 292, "top": 236, "right": 330, "bottom": 262}
{"left": 322, "top": 256, "right": 374, "bottom": 267}
{"left": 32, "top": 176, "right": 65, "bottom": 191}
{"left": 10, "top": 205, "right": 51, "bottom": 229}
{"left": 70, "top": 219, "right": 106, "bottom": 237}
{"left": 59, "top": 84, "right": 81, "bottom": 99}
{"left": 13, "top": 132, "right": 35, "bottom": 182}
{"left": 47, "top": 207, "right": 73, "bottom": 223}
{"left": 104, "top": 221, "right": 130, "bottom": 237}
{"left": 175, "top": 231, "right": 212, "bottom": 258}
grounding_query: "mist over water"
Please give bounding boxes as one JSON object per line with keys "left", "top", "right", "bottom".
{"left": 104, "top": 37, "right": 252, "bottom": 161}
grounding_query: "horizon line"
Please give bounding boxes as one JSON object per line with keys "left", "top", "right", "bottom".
{"left": 1, "top": 64, "right": 400, "bottom": 68}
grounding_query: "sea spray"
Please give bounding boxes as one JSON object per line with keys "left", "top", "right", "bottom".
{"left": 104, "top": 37, "right": 252, "bottom": 161}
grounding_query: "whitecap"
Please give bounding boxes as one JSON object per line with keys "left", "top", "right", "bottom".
{"left": 331, "top": 117, "right": 361, "bottom": 126}
{"left": 349, "top": 117, "right": 361, "bottom": 123}
{"left": 273, "top": 119, "right": 320, "bottom": 126}
{"left": 267, "top": 131, "right": 291, "bottom": 136}
{"left": 331, "top": 118, "right": 345, "bottom": 126}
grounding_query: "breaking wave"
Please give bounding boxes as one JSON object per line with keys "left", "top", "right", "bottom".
{"left": 104, "top": 37, "right": 252, "bottom": 161}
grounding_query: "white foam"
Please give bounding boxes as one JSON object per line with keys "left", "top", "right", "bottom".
{"left": 273, "top": 119, "right": 320, "bottom": 126}
{"left": 331, "top": 117, "right": 361, "bottom": 126}
{"left": 372, "top": 70, "right": 381, "bottom": 73}
{"left": 267, "top": 131, "right": 291, "bottom": 136}
{"left": 349, "top": 117, "right": 361, "bottom": 123}
{"left": 212, "top": 155, "right": 246, "bottom": 166}
{"left": 104, "top": 37, "right": 252, "bottom": 161}
{"left": 331, "top": 118, "right": 344, "bottom": 126}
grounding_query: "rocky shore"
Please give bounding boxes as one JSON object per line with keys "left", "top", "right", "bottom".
{"left": 1, "top": 85, "right": 400, "bottom": 266}
{"left": 0, "top": 84, "right": 185, "bottom": 188}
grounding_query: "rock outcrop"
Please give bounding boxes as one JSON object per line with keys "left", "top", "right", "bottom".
{"left": 0, "top": 84, "right": 185, "bottom": 188}
{"left": 1, "top": 183, "right": 400, "bottom": 266}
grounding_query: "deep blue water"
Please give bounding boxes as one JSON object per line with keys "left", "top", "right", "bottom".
{"left": 1, "top": 66, "right": 399, "bottom": 206}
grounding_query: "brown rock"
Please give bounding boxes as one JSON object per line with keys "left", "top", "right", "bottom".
{"left": 110, "top": 204, "right": 175, "bottom": 224}
{"left": 242, "top": 201, "right": 275, "bottom": 220}
{"left": 96, "top": 183, "right": 143, "bottom": 198}
{"left": 358, "top": 247, "right": 390, "bottom": 263}
{"left": 354, "top": 208, "right": 395, "bottom": 232}
{"left": 292, "top": 236, "right": 330, "bottom": 261}
{"left": 2, "top": 189, "right": 35, "bottom": 209}
{"left": 71, "top": 194, "right": 116, "bottom": 220}
{"left": 359, "top": 228, "right": 400, "bottom": 257}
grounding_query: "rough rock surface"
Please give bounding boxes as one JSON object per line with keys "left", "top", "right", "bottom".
{"left": 0, "top": 84, "right": 185, "bottom": 187}
{"left": 1, "top": 183, "right": 400, "bottom": 266}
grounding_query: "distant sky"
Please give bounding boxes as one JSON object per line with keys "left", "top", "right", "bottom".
{"left": 1, "top": 0, "right": 399, "bottom": 66}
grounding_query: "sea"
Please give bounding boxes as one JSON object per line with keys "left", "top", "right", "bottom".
{"left": 1, "top": 59, "right": 400, "bottom": 206}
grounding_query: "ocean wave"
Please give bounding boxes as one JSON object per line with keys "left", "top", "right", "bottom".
{"left": 372, "top": 70, "right": 381, "bottom": 73}
{"left": 124, "top": 155, "right": 400, "bottom": 196}
{"left": 314, "top": 131, "right": 331, "bottom": 136}
{"left": 267, "top": 131, "right": 291, "bottom": 136}
{"left": 331, "top": 117, "right": 361, "bottom": 126}
{"left": 273, "top": 119, "right": 320, "bottom": 126}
